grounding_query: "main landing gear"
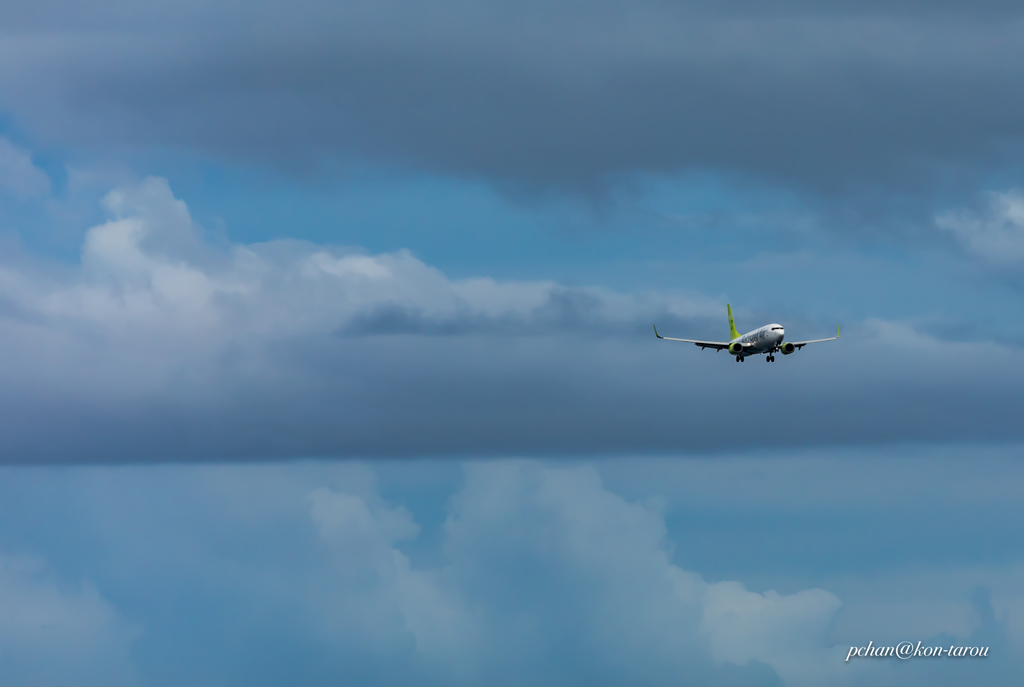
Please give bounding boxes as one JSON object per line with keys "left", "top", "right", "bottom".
{"left": 765, "top": 354, "right": 775, "bottom": 362}
{"left": 735, "top": 355, "right": 743, "bottom": 362}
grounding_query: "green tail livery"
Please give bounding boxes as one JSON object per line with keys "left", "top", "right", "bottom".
{"left": 727, "top": 304, "right": 740, "bottom": 341}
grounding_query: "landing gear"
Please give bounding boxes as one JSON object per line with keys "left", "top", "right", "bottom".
{"left": 766, "top": 354, "right": 775, "bottom": 362}
{"left": 735, "top": 355, "right": 742, "bottom": 362}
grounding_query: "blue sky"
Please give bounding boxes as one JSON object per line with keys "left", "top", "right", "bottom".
{"left": 0, "top": 1, "right": 1023, "bottom": 684}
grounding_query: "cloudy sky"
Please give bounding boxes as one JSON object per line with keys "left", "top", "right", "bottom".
{"left": 0, "top": 0, "right": 1022, "bottom": 684}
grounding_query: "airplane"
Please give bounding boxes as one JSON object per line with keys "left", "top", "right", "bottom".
{"left": 653, "top": 304, "right": 839, "bottom": 363}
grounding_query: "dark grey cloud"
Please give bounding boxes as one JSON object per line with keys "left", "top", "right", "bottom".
{"left": 339, "top": 288, "right": 684, "bottom": 337}
{"left": 3, "top": 1, "right": 1024, "bottom": 196}
{"left": 12, "top": 330, "right": 1017, "bottom": 464}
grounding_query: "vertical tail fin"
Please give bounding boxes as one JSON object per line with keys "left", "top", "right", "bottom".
{"left": 727, "top": 304, "right": 740, "bottom": 341}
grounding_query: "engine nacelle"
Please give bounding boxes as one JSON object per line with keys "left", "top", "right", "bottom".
{"left": 780, "top": 342, "right": 796, "bottom": 355}
{"left": 728, "top": 342, "right": 744, "bottom": 355}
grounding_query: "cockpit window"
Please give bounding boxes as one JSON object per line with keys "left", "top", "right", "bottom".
{"left": 771, "top": 327, "right": 783, "bottom": 330}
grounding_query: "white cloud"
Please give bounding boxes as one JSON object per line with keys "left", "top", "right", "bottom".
{"left": 703, "top": 582, "right": 842, "bottom": 687}
{"left": 5, "top": 175, "right": 716, "bottom": 340}
{"left": 0, "top": 175, "right": 722, "bottom": 412}
{"left": 936, "top": 190, "right": 1024, "bottom": 261}
{"left": 0, "top": 138, "right": 50, "bottom": 199}
{"left": 307, "top": 483, "right": 479, "bottom": 670}
{"left": 0, "top": 458, "right": 1017, "bottom": 686}
{"left": 305, "top": 461, "right": 847, "bottom": 686}
{"left": 311, "top": 487, "right": 420, "bottom": 545}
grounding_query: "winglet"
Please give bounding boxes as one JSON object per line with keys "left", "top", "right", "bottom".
{"left": 837, "top": 325, "right": 841, "bottom": 339}
{"left": 653, "top": 324, "right": 663, "bottom": 339}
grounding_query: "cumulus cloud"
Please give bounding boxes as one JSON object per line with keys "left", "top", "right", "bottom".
{"left": 0, "top": 461, "right": 845, "bottom": 685}
{"left": 703, "top": 583, "right": 842, "bottom": 687}
{"left": 309, "top": 485, "right": 479, "bottom": 672}
{"left": 9, "top": 176, "right": 712, "bottom": 342}
{"left": 936, "top": 190, "right": 1024, "bottom": 261}
{"left": 291, "top": 459, "right": 1024, "bottom": 686}
{"left": 0, "top": 456, "right": 1022, "bottom": 685}
{"left": 0, "top": 137, "right": 49, "bottom": 199}
{"left": 298, "top": 459, "right": 1022, "bottom": 686}
{"left": 302, "top": 461, "right": 843, "bottom": 686}
{"left": 445, "top": 462, "right": 849, "bottom": 686}
{"left": 0, "top": 173, "right": 709, "bottom": 379}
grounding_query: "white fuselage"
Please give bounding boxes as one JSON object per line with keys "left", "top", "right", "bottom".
{"left": 734, "top": 323, "right": 785, "bottom": 356}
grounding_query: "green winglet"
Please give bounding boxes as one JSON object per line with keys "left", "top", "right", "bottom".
{"left": 727, "top": 304, "right": 740, "bottom": 341}
{"left": 653, "top": 324, "right": 663, "bottom": 339}
{"left": 837, "top": 325, "right": 841, "bottom": 339}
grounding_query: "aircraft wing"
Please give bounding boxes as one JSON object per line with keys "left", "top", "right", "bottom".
{"left": 788, "top": 326, "right": 841, "bottom": 350}
{"left": 653, "top": 325, "right": 740, "bottom": 351}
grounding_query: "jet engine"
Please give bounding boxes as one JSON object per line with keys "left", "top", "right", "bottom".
{"left": 780, "top": 342, "right": 796, "bottom": 355}
{"left": 728, "top": 342, "right": 745, "bottom": 355}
